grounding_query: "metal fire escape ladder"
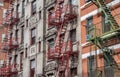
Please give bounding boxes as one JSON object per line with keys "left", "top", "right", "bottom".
{"left": 89, "top": 0, "right": 120, "bottom": 77}
{"left": 91, "top": 37, "right": 120, "bottom": 77}
{"left": 54, "top": 0, "right": 75, "bottom": 77}
{"left": 94, "top": 0, "right": 119, "bottom": 30}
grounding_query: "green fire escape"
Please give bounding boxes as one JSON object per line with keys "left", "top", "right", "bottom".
{"left": 88, "top": 0, "right": 120, "bottom": 77}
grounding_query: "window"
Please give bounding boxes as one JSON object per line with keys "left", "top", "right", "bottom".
{"left": 31, "top": 0, "right": 36, "bottom": 15}
{"left": 20, "top": 52, "right": 23, "bottom": 70}
{"left": 102, "top": 14, "right": 111, "bottom": 33}
{"left": 70, "top": 29, "right": 76, "bottom": 42}
{"left": 17, "top": 4, "right": 20, "bottom": 18}
{"left": 39, "top": 11, "right": 41, "bottom": 19}
{"left": 31, "top": 28, "right": 36, "bottom": 45}
{"left": 26, "top": 19, "right": 28, "bottom": 27}
{"left": 86, "top": 17, "right": 93, "bottom": 40}
{"left": 9, "top": 57, "right": 12, "bottom": 64}
{"left": 88, "top": 56, "right": 95, "bottom": 77}
{"left": 85, "top": 0, "right": 91, "bottom": 3}
{"left": 59, "top": 71, "right": 65, "bottom": 77}
{"left": 71, "top": 68, "right": 77, "bottom": 77}
{"left": 71, "top": 0, "right": 76, "bottom": 5}
{"left": 14, "top": 55, "right": 17, "bottom": 64}
{"left": 104, "top": 51, "right": 114, "bottom": 77}
{"left": 15, "top": 30, "right": 18, "bottom": 41}
{"left": 48, "top": 73, "right": 54, "bottom": 77}
{"left": 30, "top": 59, "right": 35, "bottom": 77}
{"left": 21, "top": 26, "right": 24, "bottom": 43}
{"left": 22, "top": 0, "right": 25, "bottom": 16}
{"left": 10, "top": 33, "right": 13, "bottom": 44}
{"left": 49, "top": 39, "right": 54, "bottom": 49}
{"left": 38, "top": 41, "right": 41, "bottom": 52}
{"left": 25, "top": 48, "right": 27, "bottom": 58}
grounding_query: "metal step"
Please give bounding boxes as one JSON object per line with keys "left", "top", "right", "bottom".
{"left": 96, "top": 0, "right": 119, "bottom": 29}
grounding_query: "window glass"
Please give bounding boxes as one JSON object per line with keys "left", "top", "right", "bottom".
{"left": 86, "top": 16, "right": 93, "bottom": 40}
{"left": 17, "top": 4, "right": 21, "bottom": 18}
{"left": 31, "top": 59, "right": 35, "bottom": 69}
{"left": 85, "top": 0, "right": 91, "bottom": 3}
{"left": 31, "top": 28, "right": 36, "bottom": 45}
{"left": 32, "top": 0, "right": 36, "bottom": 15}
{"left": 102, "top": 14, "right": 111, "bottom": 33}
{"left": 22, "top": 0, "right": 25, "bottom": 16}
{"left": 88, "top": 56, "right": 95, "bottom": 77}
{"left": 71, "top": 0, "right": 76, "bottom": 5}
{"left": 70, "top": 29, "right": 76, "bottom": 42}
{"left": 49, "top": 39, "right": 54, "bottom": 49}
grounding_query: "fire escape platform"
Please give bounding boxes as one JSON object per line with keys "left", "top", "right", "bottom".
{"left": 89, "top": 27, "right": 120, "bottom": 41}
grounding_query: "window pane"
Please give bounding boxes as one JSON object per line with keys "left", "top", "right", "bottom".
{"left": 49, "top": 40, "right": 54, "bottom": 48}
{"left": 32, "top": 0, "right": 36, "bottom": 14}
{"left": 70, "top": 29, "right": 76, "bottom": 42}
{"left": 31, "top": 59, "right": 35, "bottom": 69}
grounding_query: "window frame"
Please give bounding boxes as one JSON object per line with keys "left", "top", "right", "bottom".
{"left": 22, "top": 0, "right": 25, "bottom": 17}
{"left": 102, "top": 13, "right": 111, "bottom": 33}
{"left": 30, "top": 59, "right": 35, "bottom": 77}
{"left": 85, "top": 0, "right": 92, "bottom": 3}
{"left": 31, "top": 0, "right": 36, "bottom": 15}
{"left": 86, "top": 16, "right": 93, "bottom": 40}
{"left": 31, "top": 28, "right": 36, "bottom": 45}
{"left": 70, "top": 29, "right": 76, "bottom": 43}
{"left": 21, "top": 26, "right": 24, "bottom": 43}
{"left": 88, "top": 55, "right": 96, "bottom": 77}
{"left": 48, "top": 39, "right": 54, "bottom": 49}
{"left": 20, "top": 52, "right": 24, "bottom": 70}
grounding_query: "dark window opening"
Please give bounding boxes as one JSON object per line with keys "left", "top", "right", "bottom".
{"left": 22, "top": 0, "right": 25, "bottom": 16}
{"left": 38, "top": 41, "right": 41, "bottom": 52}
{"left": 20, "top": 52, "right": 23, "bottom": 70}
{"left": 31, "top": 0, "right": 36, "bottom": 15}
{"left": 85, "top": 0, "right": 92, "bottom": 3}
{"left": 102, "top": 14, "right": 111, "bottom": 33}
{"left": 59, "top": 71, "right": 65, "bottom": 77}
{"left": 39, "top": 11, "right": 41, "bottom": 19}
{"left": 9, "top": 57, "right": 12, "bottom": 64}
{"left": 15, "top": 29, "right": 18, "bottom": 41}
{"left": 48, "top": 39, "right": 54, "bottom": 49}
{"left": 14, "top": 55, "right": 17, "bottom": 64}
{"left": 48, "top": 73, "right": 54, "bottom": 77}
{"left": 30, "top": 59, "right": 35, "bottom": 77}
{"left": 71, "top": 68, "right": 77, "bottom": 77}
{"left": 26, "top": 19, "right": 28, "bottom": 27}
{"left": 70, "top": 29, "right": 76, "bottom": 42}
{"left": 104, "top": 51, "right": 114, "bottom": 77}
{"left": 86, "top": 16, "right": 93, "bottom": 40}
{"left": 25, "top": 48, "right": 28, "bottom": 58}
{"left": 31, "top": 28, "right": 36, "bottom": 45}
{"left": 88, "top": 56, "right": 96, "bottom": 77}
{"left": 21, "top": 26, "right": 24, "bottom": 43}
{"left": 17, "top": 4, "right": 20, "bottom": 18}
{"left": 10, "top": 33, "right": 13, "bottom": 45}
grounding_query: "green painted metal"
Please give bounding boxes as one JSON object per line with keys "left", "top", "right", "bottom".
{"left": 98, "top": 71, "right": 102, "bottom": 77}
{"left": 95, "top": 0, "right": 119, "bottom": 30}
{"left": 88, "top": 0, "right": 120, "bottom": 77}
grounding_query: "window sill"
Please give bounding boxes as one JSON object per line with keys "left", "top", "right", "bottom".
{"left": 47, "top": 26, "right": 55, "bottom": 30}
{"left": 81, "top": 1, "right": 93, "bottom": 10}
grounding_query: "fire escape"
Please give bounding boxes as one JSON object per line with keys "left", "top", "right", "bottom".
{"left": 88, "top": 0, "right": 120, "bottom": 77}
{"left": 48, "top": 0, "right": 78, "bottom": 77}
{"left": 0, "top": 0, "right": 19, "bottom": 76}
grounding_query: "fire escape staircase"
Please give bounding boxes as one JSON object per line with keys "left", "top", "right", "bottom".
{"left": 48, "top": 0, "right": 77, "bottom": 77}
{"left": 89, "top": 0, "right": 120, "bottom": 77}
